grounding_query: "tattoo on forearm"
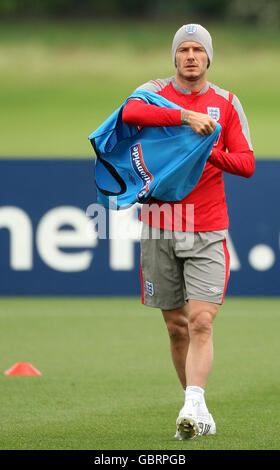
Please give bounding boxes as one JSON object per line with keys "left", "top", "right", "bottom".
{"left": 181, "top": 110, "right": 190, "bottom": 125}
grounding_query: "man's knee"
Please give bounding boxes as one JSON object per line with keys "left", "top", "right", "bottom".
{"left": 188, "top": 311, "right": 213, "bottom": 337}
{"left": 187, "top": 301, "right": 219, "bottom": 337}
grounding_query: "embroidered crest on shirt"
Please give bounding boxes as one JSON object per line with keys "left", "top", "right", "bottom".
{"left": 207, "top": 107, "right": 220, "bottom": 121}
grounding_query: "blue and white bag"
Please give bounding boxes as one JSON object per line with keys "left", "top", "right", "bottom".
{"left": 89, "top": 90, "right": 221, "bottom": 209}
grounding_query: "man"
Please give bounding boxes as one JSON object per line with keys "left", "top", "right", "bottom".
{"left": 122, "top": 24, "right": 254, "bottom": 440}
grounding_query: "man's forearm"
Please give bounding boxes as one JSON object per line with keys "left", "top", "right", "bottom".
{"left": 181, "top": 109, "right": 190, "bottom": 125}
{"left": 208, "top": 148, "right": 255, "bottom": 178}
{"left": 123, "top": 99, "right": 216, "bottom": 136}
{"left": 122, "top": 99, "right": 181, "bottom": 127}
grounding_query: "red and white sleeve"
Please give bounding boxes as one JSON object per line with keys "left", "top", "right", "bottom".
{"left": 122, "top": 99, "right": 181, "bottom": 127}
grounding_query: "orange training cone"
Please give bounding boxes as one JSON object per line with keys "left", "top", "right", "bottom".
{"left": 4, "top": 362, "right": 42, "bottom": 376}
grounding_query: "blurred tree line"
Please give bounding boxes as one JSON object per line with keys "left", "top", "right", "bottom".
{"left": 0, "top": 0, "right": 279, "bottom": 26}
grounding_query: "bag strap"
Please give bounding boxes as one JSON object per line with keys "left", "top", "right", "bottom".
{"left": 95, "top": 156, "right": 127, "bottom": 196}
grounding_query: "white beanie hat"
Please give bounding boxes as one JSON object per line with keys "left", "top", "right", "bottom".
{"left": 172, "top": 24, "right": 213, "bottom": 67}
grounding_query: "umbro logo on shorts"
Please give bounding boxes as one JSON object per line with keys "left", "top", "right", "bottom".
{"left": 209, "top": 286, "right": 222, "bottom": 294}
{"left": 145, "top": 280, "right": 154, "bottom": 296}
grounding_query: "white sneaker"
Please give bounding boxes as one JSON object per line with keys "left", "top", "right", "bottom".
{"left": 175, "top": 411, "right": 216, "bottom": 440}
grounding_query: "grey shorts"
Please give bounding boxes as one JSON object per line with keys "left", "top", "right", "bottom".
{"left": 140, "top": 224, "right": 230, "bottom": 310}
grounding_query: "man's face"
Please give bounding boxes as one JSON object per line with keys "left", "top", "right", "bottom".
{"left": 175, "top": 41, "right": 209, "bottom": 82}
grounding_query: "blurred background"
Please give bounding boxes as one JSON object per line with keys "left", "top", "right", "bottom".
{"left": 1, "top": 0, "right": 280, "bottom": 158}
{"left": 0, "top": 0, "right": 279, "bottom": 451}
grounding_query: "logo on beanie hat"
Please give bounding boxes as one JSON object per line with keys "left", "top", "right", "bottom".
{"left": 172, "top": 24, "right": 213, "bottom": 67}
{"left": 185, "top": 24, "right": 197, "bottom": 34}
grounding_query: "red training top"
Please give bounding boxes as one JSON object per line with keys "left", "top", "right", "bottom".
{"left": 122, "top": 77, "right": 255, "bottom": 232}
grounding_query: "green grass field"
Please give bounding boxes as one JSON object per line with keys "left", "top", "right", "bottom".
{"left": 1, "top": 20, "right": 280, "bottom": 158}
{"left": 0, "top": 296, "right": 279, "bottom": 450}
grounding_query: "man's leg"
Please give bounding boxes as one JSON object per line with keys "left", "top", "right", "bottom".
{"left": 163, "top": 299, "right": 219, "bottom": 439}
{"left": 185, "top": 299, "right": 219, "bottom": 388}
{"left": 162, "top": 299, "right": 219, "bottom": 390}
{"left": 162, "top": 304, "right": 189, "bottom": 390}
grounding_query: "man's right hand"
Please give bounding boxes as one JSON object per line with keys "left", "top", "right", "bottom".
{"left": 181, "top": 109, "right": 216, "bottom": 136}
